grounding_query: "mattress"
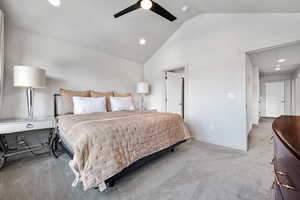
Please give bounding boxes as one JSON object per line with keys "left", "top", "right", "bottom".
{"left": 57, "top": 111, "right": 190, "bottom": 190}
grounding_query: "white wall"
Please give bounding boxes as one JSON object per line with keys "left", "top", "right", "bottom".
{"left": 292, "top": 68, "right": 300, "bottom": 115}
{"left": 246, "top": 55, "right": 254, "bottom": 132}
{"left": 144, "top": 14, "right": 300, "bottom": 150}
{"left": 1, "top": 25, "right": 143, "bottom": 119}
{"left": 246, "top": 55, "right": 259, "bottom": 134}
{"left": 253, "top": 66, "right": 260, "bottom": 125}
{"left": 259, "top": 74, "right": 292, "bottom": 116}
{"left": 296, "top": 77, "right": 300, "bottom": 115}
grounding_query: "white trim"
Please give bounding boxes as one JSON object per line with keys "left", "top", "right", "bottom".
{"left": 241, "top": 33, "right": 300, "bottom": 53}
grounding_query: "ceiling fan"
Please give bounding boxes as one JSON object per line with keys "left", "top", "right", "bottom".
{"left": 114, "top": 0, "right": 177, "bottom": 22}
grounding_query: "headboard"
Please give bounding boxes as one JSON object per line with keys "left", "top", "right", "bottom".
{"left": 54, "top": 92, "right": 140, "bottom": 117}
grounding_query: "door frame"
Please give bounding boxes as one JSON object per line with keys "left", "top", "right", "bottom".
{"left": 265, "top": 81, "right": 285, "bottom": 117}
{"left": 243, "top": 38, "right": 300, "bottom": 151}
{"left": 161, "top": 64, "right": 189, "bottom": 121}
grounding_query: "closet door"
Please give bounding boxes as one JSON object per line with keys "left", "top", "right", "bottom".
{"left": 265, "top": 81, "right": 285, "bottom": 117}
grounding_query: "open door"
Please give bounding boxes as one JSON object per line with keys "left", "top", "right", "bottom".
{"left": 166, "top": 72, "right": 184, "bottom": 117}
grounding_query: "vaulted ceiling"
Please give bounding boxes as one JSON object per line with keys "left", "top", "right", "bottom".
{"left": 1, "top": 0, "right": 300, "bottom": 63}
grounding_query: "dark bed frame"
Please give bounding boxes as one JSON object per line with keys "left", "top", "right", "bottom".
{"left": 50, "top": 94, "right": 187, "bottom": 189}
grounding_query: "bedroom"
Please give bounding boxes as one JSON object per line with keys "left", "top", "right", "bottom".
{"left": 0, "top": 0, "right": 300, "bottom": 200}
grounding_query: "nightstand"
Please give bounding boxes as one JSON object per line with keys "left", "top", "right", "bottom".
{"left": 0, "top": 117, "right": 54, "bottom": 169}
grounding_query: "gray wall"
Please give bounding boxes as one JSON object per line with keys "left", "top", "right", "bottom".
{"left": 1, "top": 25, "right": 143, "bottom": 119}
{"left": 144, "top": 13, "right": 300, "bottom": 150}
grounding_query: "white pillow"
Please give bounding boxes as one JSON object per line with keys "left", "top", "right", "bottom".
{"left": 73, "top": 96, "right": 106, "bottom": 115}
{"left": 110, "top": 96, "right": 135, "bottom": 111}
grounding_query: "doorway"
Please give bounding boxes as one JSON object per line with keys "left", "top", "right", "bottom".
{"left": 265, "top": 81, "right": 285, "bottom": 117}
{"left": 163, "top": 67, "right": 187, "bottom": 119}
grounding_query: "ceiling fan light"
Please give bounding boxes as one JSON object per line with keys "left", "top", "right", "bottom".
{"left": 48, "top": 0, "right": 61, "bottom": 7}
{"left": 141, "top": 0, "right": 153, "bottom": 10}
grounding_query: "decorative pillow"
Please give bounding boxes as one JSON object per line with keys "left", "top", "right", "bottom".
{"left": 73, "top": 96, "right": 106, "bottom": 115}
{"left": 59, "top": 89, "right": 90, "bottom": 114}
{"left": 90, "top": 91, "right": 114, "bottom": 112}
{"left": 110, "top": 96, "right": 135, "bottom": 111}
{"left": 114, "top": 92, "right": 132, "bottom": 97}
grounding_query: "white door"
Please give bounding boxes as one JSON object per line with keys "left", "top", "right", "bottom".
{"left": 265, "top": 81, "right": 285, "bottom": 117}
{"left": 166, "top": 72, "right": 183, "bottom": 116}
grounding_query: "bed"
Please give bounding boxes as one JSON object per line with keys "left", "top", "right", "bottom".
{"left": 51, "top": 93, "right": 191, "bottom": 191}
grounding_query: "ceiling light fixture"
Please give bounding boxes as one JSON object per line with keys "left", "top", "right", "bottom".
{"left": 275, "top": 67, "right": 281, "bottom": 71}
{"left": 181, "top": 5, "right": 189, "bottom": 12}
{"left": 48, "top": 0, "right": 61, "bottom": 7}
{"left": 277, "top": 58, "right": 286, "bottom": 63}
{"left": 139, "top": 38, "right": 146, "bottom": 45}
{"left": 141, "top": 0, "right": 153, "bottom": 10}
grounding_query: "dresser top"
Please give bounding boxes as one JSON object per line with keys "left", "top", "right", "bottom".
{"left": 273, "top": 116, "right": 300, "bottom": 159}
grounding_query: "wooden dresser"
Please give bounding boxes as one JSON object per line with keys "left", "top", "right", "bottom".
{"left": 272, "top": 116, "right": 300, "bottom": 200}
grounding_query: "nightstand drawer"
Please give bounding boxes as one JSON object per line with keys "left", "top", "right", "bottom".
{"left": 0, "top": 120, "right": 54, "bottom": 134}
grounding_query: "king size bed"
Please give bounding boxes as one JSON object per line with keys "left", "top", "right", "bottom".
{"left": 51, "top": 91, "right": 190, "bottom": 192}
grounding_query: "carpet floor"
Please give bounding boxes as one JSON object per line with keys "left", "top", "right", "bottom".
{"left": 0, "top": 118, "right": 274, "bottom": 200}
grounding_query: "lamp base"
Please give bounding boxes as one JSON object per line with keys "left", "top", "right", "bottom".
{"left": 140, "top": 94, "right": 145, "bottom": 111}
{"left": 26, "top": 88, "right": 34, "bottom": 120}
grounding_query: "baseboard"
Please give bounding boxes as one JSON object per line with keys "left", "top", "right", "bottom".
{"left": 193, "top": 136, "right": 247, "bottom": 151}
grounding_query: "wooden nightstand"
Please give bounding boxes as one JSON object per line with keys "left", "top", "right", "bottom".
{"left": 0, "top": 117, "right": 54, "bottom": 169}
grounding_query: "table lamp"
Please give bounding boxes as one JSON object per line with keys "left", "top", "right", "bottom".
{"left": 14, "top": 66, "right": 46, "bottom": 120}
{"left": 137, "top": 82, "right": 149, "bottom": 111}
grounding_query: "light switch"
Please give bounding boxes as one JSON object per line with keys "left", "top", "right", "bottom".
{"left": 209, "top": 125, "right": 215, "bottom": 132}
{"left": 227, "top": 92, "right": 236, "bottom": 99}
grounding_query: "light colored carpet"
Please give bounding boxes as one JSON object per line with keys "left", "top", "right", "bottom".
{"left": 0, "top": 118, "right": 274, "bottom": 200}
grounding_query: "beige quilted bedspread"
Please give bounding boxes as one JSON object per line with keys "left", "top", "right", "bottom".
{"left": 57, "top": 111, "right": 190, "bottom": 190}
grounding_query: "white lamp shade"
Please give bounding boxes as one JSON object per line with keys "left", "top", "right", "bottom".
{"left": 14, "top": 66, "right": 46, "bottom": 88}
{"left": 137, "top": 82, "right": 149, "bottom": 94}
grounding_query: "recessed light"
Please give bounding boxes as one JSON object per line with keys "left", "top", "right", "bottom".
{"left": 48, "top": 0, "right": 61, "bottom": 7}
{"left": 182, "top": 5, "right": 189, "bottom": 12}
{"left": 276, "top": 64, "right": 281, "bottom": 67}
{"left": 277, "top": 59, "right": 286, "bottom": 63}
{"left": 139, "top": 38, "right": 146, "bottom": 45}
{"left": 140, "top": 0, "right": 153, "bottom": 10}
{"left": 275, "top": 67, "right": 281, "bottom": 71}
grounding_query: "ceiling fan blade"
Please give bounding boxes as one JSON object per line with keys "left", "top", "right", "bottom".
{"left": 114, "top": 1, "right": 141, "bottom": 18}
{"left": 150, "top": 1, "right": 177, "bottom": 22}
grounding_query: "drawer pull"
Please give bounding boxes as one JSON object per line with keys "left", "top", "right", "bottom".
{"left": 274, "top": 171, "right": 296, "bottom": 191}
{"left": 274, "top": 170, "right": 286, "bottom": 176}
{"left": 26, "top": 123, "right": 34, "bottom": 128}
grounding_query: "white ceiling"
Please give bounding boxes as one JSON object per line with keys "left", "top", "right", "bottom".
{"left": 248, "top": 42, "right": 300, "bottom": 75}
{"left": 1, "top": 0, "right": 300, "bottom": 63}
